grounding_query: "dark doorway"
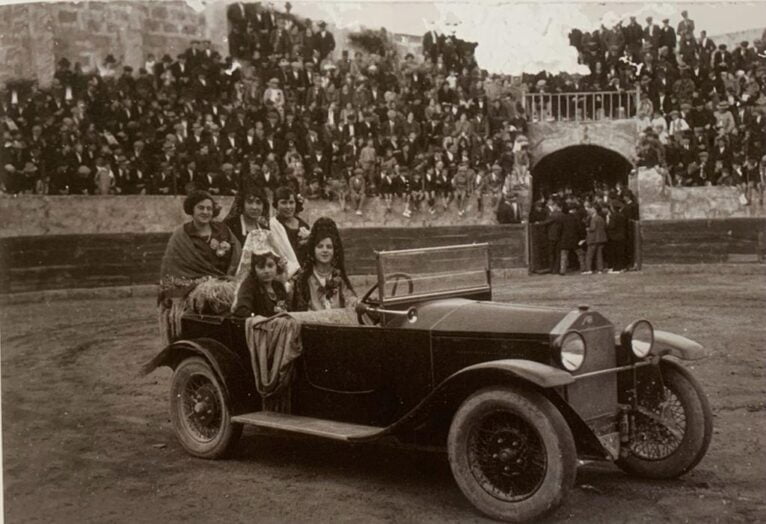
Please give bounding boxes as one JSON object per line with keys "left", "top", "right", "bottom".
{"left": 531, "top": 145, "right": 632, "bottom": 198}
{"left": 527, "top": 145, "right": 640, "bottom": 274}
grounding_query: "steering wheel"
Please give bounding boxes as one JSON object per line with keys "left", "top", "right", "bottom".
{"left": 357, "top": 272, "right": 414, "bottom": 325}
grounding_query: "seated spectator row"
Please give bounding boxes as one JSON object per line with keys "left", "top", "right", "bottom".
{"left": 0, "top": 2, "right": 535, "bottom": 226}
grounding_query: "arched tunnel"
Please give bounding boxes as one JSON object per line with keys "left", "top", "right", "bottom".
{"left": 531, "top": 145, "right": 633, "bottom": 198}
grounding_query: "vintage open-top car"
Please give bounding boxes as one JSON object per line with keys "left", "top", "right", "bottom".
{"left": 145, "top": 243, "right": 713, "bottom": 522}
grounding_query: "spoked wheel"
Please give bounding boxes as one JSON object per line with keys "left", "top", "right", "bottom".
{"left": 448, "top": 387, "right": 577, "bottom": 522}
{"left": 617, "top": 360, "right": 712, "bottom": 479}
{"left": 170, "top": 357, "right": 242, "bottom": 459}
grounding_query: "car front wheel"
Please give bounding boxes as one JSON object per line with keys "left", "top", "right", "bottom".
{"left": 170, "top": 356, "right": 242, "bottom": 459}
{"left": 617, "top": 360, "right": 712, "bottom": 478}
{"left": 447, "top": 386, "right": 577, "bottom": 523}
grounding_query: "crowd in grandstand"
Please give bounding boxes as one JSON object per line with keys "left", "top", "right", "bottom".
{"left": 557, "top": 11, "right": 766, "bottom": 191}
{"left": 1, "top": 3, "right": 764, "bottom": 223}
{"left": 0, "top": 1, "right": 535, "bottom": 224}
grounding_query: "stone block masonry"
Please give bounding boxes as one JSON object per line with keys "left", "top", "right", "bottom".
{"left": 0, "top": 1, "right": 206, "bottom": 86}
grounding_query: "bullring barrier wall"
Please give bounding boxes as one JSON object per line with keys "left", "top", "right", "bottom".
{"left": 1, "top": 197, "right": 764, "bottom": 294}
{"left": 0, "top": 195, "right": 523, "bottom": 294}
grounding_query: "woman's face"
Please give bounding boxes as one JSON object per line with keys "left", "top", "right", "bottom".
{"left": 192, "top": 198, "right": 214, "bottom": 226}
{"left": 276, "top": 196, "right": 296, "bottom": 218}
{"left": 314, "top": 237, "right": 334, "bottom": 265}
{"left": 243, "top": 195, "right": 264, "bottom": 220}
{"left": 254, "top": 258, "right": 277, "bottom": 283}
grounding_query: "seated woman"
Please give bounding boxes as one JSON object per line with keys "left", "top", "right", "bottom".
{"left": 231, "top": 185, "right": 301, "bottom": 287}
{"left": 223, "top": 185, "right": 271, "bottom": 246}
{"left": 158, "top": 190, "right": 242, "bottom": 341}
{"left": 271, "top": 186, "right": 311, "bottom": 266}
{"left": 232, "top": 243, "right": 288, "bottom": 318}
{"left": 160, "top": 190, "right": 242, "bottom": 285}
{"left": 292, "top": 217, "right": 357, "bottom": 311}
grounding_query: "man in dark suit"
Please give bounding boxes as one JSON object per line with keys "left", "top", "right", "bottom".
{"left": 643, "top": 17, "right": 661, "bottom": 54}
{"left": 422, "top": 26, "right": 442, "bottom": 63}
{"left": 659, "top": 18, "right": 676, "bottom": 53}
{"left": 313, "top": 21, "right": 336, "bottom": 60}
{"left": 496, "top": 192, "right": 524, "bottom": 224}
{"left": 544, "top": 199, "right": 565, "bottom": 274}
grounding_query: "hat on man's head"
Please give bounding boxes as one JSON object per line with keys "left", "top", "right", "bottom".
{"left": 717, "top": 100, "right": 729, "bottom": 110}
{"left": 318, "top": 20, "right": 327, "bottom": 28}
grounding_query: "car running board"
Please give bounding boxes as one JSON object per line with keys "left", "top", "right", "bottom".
{"left": 231, "top": 411, "right": 385, "bottom": 442}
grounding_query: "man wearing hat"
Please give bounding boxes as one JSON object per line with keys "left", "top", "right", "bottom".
{"left": 659, "top": 18, "right": 676, "bottom": 53}
{"left": 715, "top": 101, "right": 735, "bottom": 135}
{"left": 733, "top": 41, "right": 756, "bottom": 72}
{"left": 313, "top": 21, "right": 336, "bottom": 61}
{"left": 712, "top": 44, "right": 732, "bottom": 71}
{"left": 643, "top": 17, "right": 661, "bottom": 53}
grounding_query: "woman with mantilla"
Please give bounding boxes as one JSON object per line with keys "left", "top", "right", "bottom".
{"left": 292, "top": 217, "right": 357, "bottom": 311}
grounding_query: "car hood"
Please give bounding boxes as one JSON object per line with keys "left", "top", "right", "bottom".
{"left": 401, "top": 298, "right": 573, "bottom": 335}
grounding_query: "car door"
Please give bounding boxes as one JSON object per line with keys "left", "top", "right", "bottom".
{"left": 292, "top": 324, "right": 432, "bottom": 427}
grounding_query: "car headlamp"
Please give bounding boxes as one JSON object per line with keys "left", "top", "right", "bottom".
{"left": 559, "top": 331, "right": 586, "bottom": 372}
{"left": 621, "top": 320, "right": 654, "bottom": 358}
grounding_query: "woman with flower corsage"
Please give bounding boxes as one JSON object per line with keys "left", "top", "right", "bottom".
{"left": 292, "top": 217, "right": 357, "bottom": 312}
{"left": 158, "top": 191, "right": 242, "bottom": 343}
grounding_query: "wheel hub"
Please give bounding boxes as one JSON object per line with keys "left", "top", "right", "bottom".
{"left": 468, "top": 412, "right": 546, "bottom": 502}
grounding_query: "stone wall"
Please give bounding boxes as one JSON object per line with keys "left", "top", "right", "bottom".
{"left": 527, "top": 120, "right": 639, "bottom": 169}
{"left": 0, "top": 195, "right": 500, "bottom": 238}
{"left": 636, "top": 167, "right": 765, "bottom": 220}
{"left": 0, "top": 225, "right": 526, "bottom": 293}
{"left": 0, "top": 1, "right": 205, "bottom": 87}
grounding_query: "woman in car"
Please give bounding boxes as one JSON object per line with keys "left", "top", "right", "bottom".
{"left": 158, "top": 190, "right": 242, "bottom": 342}
{"left": 160, "top": 190, "right": 241, "bottom": 284}
{"left": 224, "top": 185, "right": 270, "bottom": 246}
{"left": 272, "top": 186, "right": 311, "bottom": 266}
{"left": 292, "top": 217, "right": 357, "bottom": 311}
{"left": 229, "top": 185, "right": 301, "bottom": 288}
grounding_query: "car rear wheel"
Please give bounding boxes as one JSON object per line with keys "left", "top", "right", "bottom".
{"left": 170, "top": 356, "right": 242, "bottom": 459}
{"left": 617, "top": 360, "right": 712, "bottom": 479}
{"left": 447, "top": 386, "right": 577, "bottom": 523}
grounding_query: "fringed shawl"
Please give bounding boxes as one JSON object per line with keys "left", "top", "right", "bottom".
{"left": 159, "top": 222, "right": 242, "bottom": 285}
{"left": 245, "top": 314, "right": 303, "bottom": 412}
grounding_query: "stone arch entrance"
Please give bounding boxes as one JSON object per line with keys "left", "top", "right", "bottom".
{"left": 525, "top": 143, "right": 641, "bottom": 274}
{"left": 530, "top": 144, "right": 633, "bottom": 198}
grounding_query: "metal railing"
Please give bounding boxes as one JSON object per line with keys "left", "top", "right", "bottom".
{"left": 524, "top": 88, "right": 640, "bottom": 123}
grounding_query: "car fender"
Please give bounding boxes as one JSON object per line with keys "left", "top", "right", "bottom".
{"left": 141, "top": 337, "right": 258, "bottom": 414}
{"left": 371, "top": 360, "right": 608, "bottom": 458}
{"left": 653, "top": 330, "right": 710, "bottom": 360}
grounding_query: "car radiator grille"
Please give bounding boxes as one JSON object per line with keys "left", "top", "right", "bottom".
{"left": 565, "top": 325, "right": 618, "bottom": 423}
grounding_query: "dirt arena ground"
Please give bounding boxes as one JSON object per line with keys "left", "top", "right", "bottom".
{"left": 2, "top": 266, "right": 765, "bottom": 523}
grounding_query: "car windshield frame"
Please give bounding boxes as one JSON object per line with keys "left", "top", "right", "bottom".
{"left": 375, "top": 243, "right": 492, "bottom": 306}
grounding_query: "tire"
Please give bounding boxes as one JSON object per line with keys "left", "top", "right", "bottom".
{"left": 447, "top": 386, "right": 577, "bottom": 523}
{"left": 170, "top": 356, "right": 242, "bottom": 459}
{"left": 617, "top": 360, "right": 712, "bottom": 479}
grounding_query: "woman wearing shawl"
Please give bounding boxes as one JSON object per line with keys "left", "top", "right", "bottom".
{"left": 158, "top": 190, "right": 242, "bottom": 343}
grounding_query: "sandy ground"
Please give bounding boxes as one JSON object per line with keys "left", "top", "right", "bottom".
{"left": 2, "top": 266, "right": 765, "bottom": 523}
